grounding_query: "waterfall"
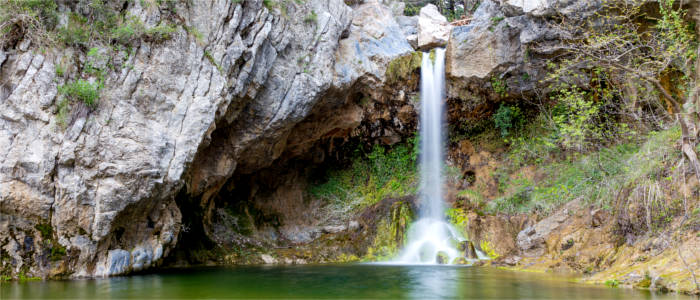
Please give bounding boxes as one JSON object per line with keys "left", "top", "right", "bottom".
{"left": 395, "top": 49, "right": 464, "bottom": 264}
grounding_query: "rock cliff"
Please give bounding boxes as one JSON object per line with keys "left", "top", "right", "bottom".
{"left": 0, "top": 0, "right": 420, "bottom": 277}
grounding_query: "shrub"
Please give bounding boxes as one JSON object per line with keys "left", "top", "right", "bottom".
{"left": 309, "top": 139, "right": 419, "bottom": 216}
{"left": 59, "top": 80, "right": 101, "bottom": 107}
{"left": 58, "top": 13, "right": 90, "bottom": 46}
{"left": 491, "top": 76, "right": 507, "bottom": 97}
{"left": 143, "top": 24, "right": 177, "bottom": 42}
{"left": 0, "top": 0, "right": 58, "bottom": 48}
{"left": 492, "top": 104, "right": 522, "bottom": 137}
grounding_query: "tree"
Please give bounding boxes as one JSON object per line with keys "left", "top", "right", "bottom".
{"left": 543, "top": 0, "right": 700, "bottom": 178}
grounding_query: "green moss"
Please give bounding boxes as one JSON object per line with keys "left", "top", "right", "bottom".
{"left": 479, "top": 240, "right": 499, "bottom": 259}
{"left": 50, "top": 244, "right": 67, "bottom": 261}
{"left": 446, "top": 208, "right": 469, "bottom": 237}
{"left": 34, "top": 223, "right": 53, "bottom": 240}
{"left": 18, "top": 273, "right": 41, "bottom": 282}
{"left": 385, "top": 52, "right": 422, "bottom": 85}
{"left": 363, "top": 201, "right": 413, "bottom": 261}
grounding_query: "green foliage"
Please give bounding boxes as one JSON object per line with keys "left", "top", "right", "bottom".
{"left": 492, "top": 104, "right": 522, "bottom": 137}
{"left": 551, "top": 85, "right": 602, "bottom": 151}
{"left": 263, "top": 0, "right": 275, "bottom": 9}
{"left": 489, "top": 126, "right": 681, "bottom": 214}
{"left": 34, "top": 223, "right": 53, "bottom": 240}
{"left": 59, "top": 79, "right": 102, "bottom": 107}
{"left": 488, "top": 16, "right": 504, "bottom": 31}
{"left": 403, "top": 4, "right": 420, "bottom": 16}
{"left": 479, "top": 240, "right": 499, "bottom": 259}
{"left": 58, "top": 13, "right": 90, "bottom": 46}
{"left": 0, "top": 0, "right": 59, "bottom": 47}
{"left": 490, "top": 76, "right": 507, "bottom": 97}
{"left": 385, "top": 52, "right": 422, "bottom": 85}
{"left": 17, "top": 273, "right": 41, "bottom": 282}
{"left": 50, "top": 244, "right": 67, "bottom": 261}
{"left": 304, "top": 11, "right": 317, "bottom": 24}
{"left": 604, "top": 279, "right": 620, "bottom": 288}
{"left": 204, "top": 50, "right": 224, "bottom": 73}
{"left": 364, "top": 201, "right": 413, "bottom": 261}
{"left": 54, "top": 62, "right": 65, "bottom": 77}
{"left": 110, "top": 18, "right": 143, "bottom": 44}
{"left": 309, "top": 139, "right": 418, "bottom": 213}
{"left": 505, "top": 114, "right": 559, "bottom": 167}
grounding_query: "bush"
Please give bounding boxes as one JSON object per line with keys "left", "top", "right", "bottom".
{"left": 0, "top": 0, "right": 58, "bottom": 47}
{"left": 57, "top": 13, "right": 90, "bottom": 46}
{"left": 492, "top": 104, "right": 522, "bottom": 137}
{"left": 491, "top": 76, "right": 507, "bottom": 96}
{"left": 59, "top": 80, "right": 101, "bottom": 107}
{"left": 309, "top": 139, "right": 418, "bottom": 215}
{"left": 143, "top": 24, "right": 177, "bottom": 42}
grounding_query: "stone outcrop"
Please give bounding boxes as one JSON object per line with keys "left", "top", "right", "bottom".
{"left": 417, "top": 4, "right": 452, "bottom": 49}
{"left": 0, "top": 0, "right": 428, "bottom": 279}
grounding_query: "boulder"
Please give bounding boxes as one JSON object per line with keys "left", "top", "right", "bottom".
{"left": 436, "top": 251, "right": 449, "bottom": 264}
{"left": 261, "top": 254, "right": 278, "bottom": 264}
{"left": 516, "top": 200, "right": 579, "bottom": 257}
{"left": 452, "top": 257, "right": 469, "bottom": 265}
{"left": 446, "top": 0, "right": 517, "bottom": 80}
{"left": 458, "top": 240, "right": 479, "bottom": 259}
{"left": 417, "top": 4, "right": 452, "bottom": 49}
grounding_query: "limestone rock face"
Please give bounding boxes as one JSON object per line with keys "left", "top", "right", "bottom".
{"left": 417, "top": 4, "right": 452, "bottom": 49}
{"left": 446, "top": 0, "right": 517, "bottom": 80}
{"left": 444, "top": 0, "right": 594, "bottom": 106}
{"left": 0, "top": 0, "right": 416, "bottom": 278}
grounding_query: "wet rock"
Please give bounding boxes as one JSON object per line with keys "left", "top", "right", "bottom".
{"left": 417, "top": 4, "right": 452, "bottom": 49}
{"left": 436, "top": 251, "right": 449, "bottom": 264}
{"left": 452, "top": 257, "right": 469, "bottom": 265}
{"left": 260, "top": 254, "right": 277, "bottom": 264}
{"left": 458, "top": 240, "right": 479, "bottom": 259}
{"left": 651, "top": 276, "right": 669, "bottom": 292}
{"left": 503, "top": 255, "right": 521, "bottom": 266}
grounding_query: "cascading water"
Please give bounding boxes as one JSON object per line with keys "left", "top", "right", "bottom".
{"left": 395, "top": 49, "right": 465, "bottom": 264}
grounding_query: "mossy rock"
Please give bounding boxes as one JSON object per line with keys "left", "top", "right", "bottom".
{"left": 385, "top": 52, "right": 422, "bottom": 85}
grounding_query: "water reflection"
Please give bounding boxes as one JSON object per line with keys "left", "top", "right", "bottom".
{"left": 407, "top": 266, "right": 458, "bottom": 299}
{"left": 1, "top": 265, "right": 693, "bottom": 299}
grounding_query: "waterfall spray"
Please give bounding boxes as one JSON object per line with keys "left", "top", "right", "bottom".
{"left": 394, "top": 49, "right": 465, "bottom": 264}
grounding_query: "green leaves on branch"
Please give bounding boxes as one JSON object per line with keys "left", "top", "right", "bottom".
{"left": 493, "top": 104, "right": 522, "bottom": 138}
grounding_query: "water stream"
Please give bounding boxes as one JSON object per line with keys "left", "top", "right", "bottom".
{"left": 395, "top": 49, "right": 468, "bottom": 264}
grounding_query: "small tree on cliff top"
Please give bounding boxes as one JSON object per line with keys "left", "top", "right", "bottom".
{"left": 543, "top": 0, "right": 700, "bottom": 177}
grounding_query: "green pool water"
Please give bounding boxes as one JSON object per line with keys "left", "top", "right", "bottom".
{"left": 0, "top": 264, "right": 692, "bottom": 299}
